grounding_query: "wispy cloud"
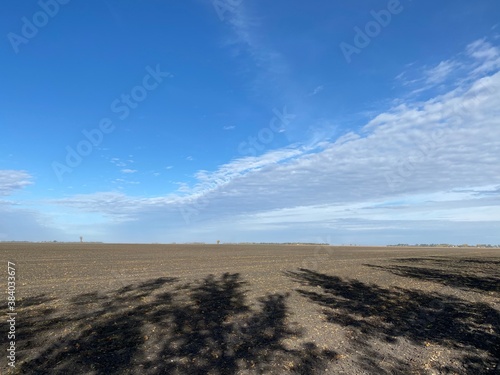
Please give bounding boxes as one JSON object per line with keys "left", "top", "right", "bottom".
{"left": 307, "top": 85, "right": 324, "bottom": 97}
{"left": 0, "top": 170, "right": 32, "bottom": 196}
{"left": 223, "top": 3, "right": 290, "bottom": 92}
{"left": 121, "top": 169, "right": 137, "bottom": 174}
{"left": 424, "top": 60, "right": 459, "bottom": 85}
{"left": 395, "top": 38, "right": 500, "bottom": 96}
{"left": 466, "top": 38, "right": 500, "bottom": 75}
{"left": 110, "top": 158, "right": 127, "bottom": 167}
{"left": 223, "top": 125, "right": 236, "bottom": 130}
{"left": 113, "top": 178, "right": 140, "bottom": 185}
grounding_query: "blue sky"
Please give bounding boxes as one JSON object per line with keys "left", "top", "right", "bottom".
{"left": 1, "top": 0, "right": 500, "bottom": 244}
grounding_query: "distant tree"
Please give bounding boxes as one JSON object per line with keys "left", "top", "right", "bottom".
{"left": 216, "top": 240, "right": 220, "bottom": 245}
{"left": 80, "top": 236, "right": 83, "bottom": 243}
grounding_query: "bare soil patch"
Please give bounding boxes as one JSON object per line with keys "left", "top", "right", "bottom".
{"left": 0, "top": 243, "right": 498, "bottom": 374}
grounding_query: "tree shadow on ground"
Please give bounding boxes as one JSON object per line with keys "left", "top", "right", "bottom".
{"left": 286, "top": 268, "right": 500, "bottom": 374}
{"left": 365, "top": 256, "right": 500, "bottom": 294}
{"left": 14, "top": 273, "right": 336, "bottom": 374}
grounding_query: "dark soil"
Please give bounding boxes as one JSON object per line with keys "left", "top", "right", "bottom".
{"left": 0, "top": 243, "right": 499, "bottom": 374}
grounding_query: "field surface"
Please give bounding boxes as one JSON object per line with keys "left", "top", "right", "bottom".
{"left": 0, "top": 243, "right": 499, "bottom": 374}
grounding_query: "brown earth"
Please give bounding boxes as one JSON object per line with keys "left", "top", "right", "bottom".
{"left": 0, "top": 243, "right": 499, "bottom": 374}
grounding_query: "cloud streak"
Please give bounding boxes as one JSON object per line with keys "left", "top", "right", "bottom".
{"left": 0, "top": 170, "right": 32, "bottom": 196}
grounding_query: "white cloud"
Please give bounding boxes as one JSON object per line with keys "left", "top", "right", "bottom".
{"left": 424, "top": 60, "right": 459, "bottom": 85}
{"left": 0, "top": 170, "right": 32, "bottom": 196}
{"left": 121, "top": 169, "right": 137, "bottom": 174}
{"left": 110, "top": 158, "right": 127, "bottom": 167}
{"left": 50, "top": 191, "right": 179, "bottom": 222}
{"left": 466, "top": 38, "right": 500, "bottom": 75}
{"left": 396, "top": 38, "right": 500, "bottom": 96}
{"left": 46, "top": 39, "right": 500, "bottom": 243}
{"left": 308, "top": 85, "right": 324, "bottom": 97}
{"left": 467, "top": 39, "right": 499, "bottom": 60}
{"left": 222, "top": 3, "right": 290, "bottom": 94}
{"left": 113, "top": 179, "right": 141, "bottom": 185}
{"left": 223, "top": 125, "right": 236, "bottom": 130}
